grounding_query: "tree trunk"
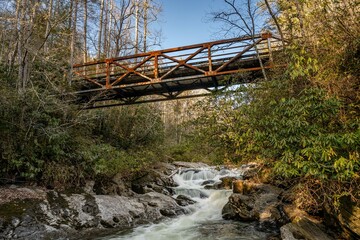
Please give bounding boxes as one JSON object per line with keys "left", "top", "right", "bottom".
{"left": 17, "top": 0, "right": 27, "bottom": 91}
{"left": 98, "top": 0, "right": 105, "bottom": 58}
{"left": 103, "top": 0, "right": 108, "bottom": 56}
{"left": 8, "top": 0, "right": 21, "bottom": 73}
{"left": 264, "top": 0, "right": 285, "bottom": 46}
{"left": 106, "top": 0, "right": 114, "bottom": 57}
{"left": 69, "top": 0, "right": 78, "bottom": 85}
{"left": 134, "top": 0, "right": 139, "bottom": 54}
{"left": 44, "top": 0, "right": 54, "bottom": 53}
{"left": 143, "top": 0, "right": 148, "bottom": 52}
{"left": 83, "top": 0, "right": 87, "bottom": 63}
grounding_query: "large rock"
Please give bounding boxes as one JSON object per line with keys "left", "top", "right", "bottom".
{"left": 282, "top": 204, "right": 334, "bottom": 240}
{"left": 175, "top": 195, "right": 196, "bottom": 206}
{"left": 0, "top": 187, "right": 185, "bottom": 239}
{"left": 222, "top": 183, "right": 284, "bottom": 230}
{"left": 232, "top": 179, "right": 258, "bottom": 194}
{"left": 240, "top": 162, "right": 260, "bottom": 180}
{"left": 130, "top": 163, "right": 177, "bottom": 195}
{"left": 0, "top": 162, "right": 188, "bottom": 239}
{"left": 325, "top": 196, "right": 360, "bottom": 239}
{"left": 204, "top": 176, "right": 238, "bottom": 190}
{"left": 280, "top": 220, "right": 334, "bottom": 240}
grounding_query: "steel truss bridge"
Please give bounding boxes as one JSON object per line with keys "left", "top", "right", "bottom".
{"left": 71, "top": 33, "right": 283, "bottom": 109}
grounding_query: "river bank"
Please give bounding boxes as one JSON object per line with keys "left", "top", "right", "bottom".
{"left": 0, "top": 161, "right": 186, "bottom": 239}
{"left": 0, "top": 161, "right": 358, "bottom": 239}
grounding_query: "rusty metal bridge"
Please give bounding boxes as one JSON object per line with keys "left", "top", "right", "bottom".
{"left": 72, "top": 33, "right": 283, "bottom": 108}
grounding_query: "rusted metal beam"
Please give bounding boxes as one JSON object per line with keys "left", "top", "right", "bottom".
{"left": 71, "top": 33, "right": 284, "bottom": 107}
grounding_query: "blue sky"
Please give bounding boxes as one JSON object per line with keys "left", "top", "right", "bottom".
{"left": 156, "top": 0, "right": 226, "bottom": 49}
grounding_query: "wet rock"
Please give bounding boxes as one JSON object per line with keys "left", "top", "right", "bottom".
{"left": 204, "top": 177, "right": 237, "bottom": 190}
{"left": 131, "top": 183, "right": 147, "bottom": 194}
{"left": 232, "top": 179, "right": 259, "bottom": 194}
{"left": 219, "top": 168, "right": 231, "bottom": 176}
{"left": 139, "top": 192, "right": 185, "bottom": 218}
{"left": 280, "top": 223, "right": 304, "bottom": 240}
{"left": 174, "top": 188, "right": 208, "bottom": 199}
{"left": 175, "top": 195, "right": 196, "bottom": 206}
{"left": 173, "top": 161, "right": 209, "bottom": 168}
{"left": 0, "top": 184, "right": 186, "bottom": 239}
{"left": 130, "top": 165, "right": 177, "bottom": 196}
{"left": 324, "top": 196, "right": 360, "bottom": 239}
{"left": 222, "top": 194, "right": 255, "bottom": 221}
{"left": 204, "top": 182, "right": 222, "bottom": 190}
{"left": 179, "top": 168, "right": 201, "bottom": 174}
{"left": 280, "top": 220, "right": 334, "bottom": 240}
{"left": 233, "top": 180, "right": 244, "bottom": 194}
{"left": 222, "top": 183, "right": 284, "bottom": 231}
{"left": 240, "top": 162, "right": 260, "bottom": 180}
{"left": 282, "top": 204, "right": 334, "bottom": 240}
{"left": 160, "top": 209, "right": 176, "bottom": 217}
{"left": 220, "top": 176, "right": 237, "bottom": 190}
{"left": 201, "top": 180, "right": 216, "bottom": 186}
{"left": 95, "top": 195, "right": 145, "bottom": 227}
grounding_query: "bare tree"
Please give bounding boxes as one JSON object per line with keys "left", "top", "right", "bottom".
{"left": 106, "top": 0, "right": 114, "bottom": 57}
{"left": 212, "top": 0, "right": 268, "bottom": 80}
{"left": 83, "top": 0, "right": 87, "bottom": 62}
{"left": 112, "top": 0, "right": 133, "bottom": 56}
{"left": 18, "top": 0, "right": 40, "bottom": 91}
{"left": 97, "top": 0, "right": 105, "bottom": 58}
{"left": 134, "top": 0, "right": 140, "bottom": 54}
{"left": 263, "top": 0, "right": 284, "bottom": 46}
{"left": 44, "top": 0, "right": 54, "bottom": 53}
{"left": 143, "top": 0, "right": 148, "bottom": 52}
{"left": 69, "top": 0, "right": 78, "bottom": 84}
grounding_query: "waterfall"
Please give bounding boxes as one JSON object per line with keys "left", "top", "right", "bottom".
{"left": 102, "top": 166, "right": 269, "bottom": 240}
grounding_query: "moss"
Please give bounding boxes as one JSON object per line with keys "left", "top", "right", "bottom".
{"left": 0, "top": 199, "right": 42, "bottom": 221}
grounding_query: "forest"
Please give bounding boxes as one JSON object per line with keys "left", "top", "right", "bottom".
{"left": 0, "top": 0, "right": 359, "bottom": 216}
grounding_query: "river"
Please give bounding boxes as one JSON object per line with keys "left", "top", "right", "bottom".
{"left": 97, "top": 167, "right": 275, "bottom": 240}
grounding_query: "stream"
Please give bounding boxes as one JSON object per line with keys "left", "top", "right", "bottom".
{"left": 98, "top": 167, "right": 274, "bottom": 240}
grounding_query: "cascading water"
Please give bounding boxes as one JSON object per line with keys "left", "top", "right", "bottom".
{"left": 101, "top": 167, "right": 270, "bottom": 240}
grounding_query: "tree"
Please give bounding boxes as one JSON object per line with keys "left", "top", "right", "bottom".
{"left": 212, "top": 0, "right": 268, "bottom": 80}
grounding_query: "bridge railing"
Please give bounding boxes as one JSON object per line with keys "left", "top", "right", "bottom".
{"left": 72, "top": 32, "right": 282, "bottom": 92}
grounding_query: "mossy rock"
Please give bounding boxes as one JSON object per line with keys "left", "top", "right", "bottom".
{"left": 0, "top": 199, "right": 43, "bottom": 222}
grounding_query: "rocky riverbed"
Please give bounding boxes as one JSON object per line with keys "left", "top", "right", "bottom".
{"left": 0, "top": 161, "right": 358, "bottom": 240}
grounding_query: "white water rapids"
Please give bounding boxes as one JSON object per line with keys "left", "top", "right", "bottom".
{"left": 101, "top": 167, "right": 270, "bottom": 240}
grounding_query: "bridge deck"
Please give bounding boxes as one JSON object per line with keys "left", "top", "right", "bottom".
{"left": 72, "top": 33, "right": 282, "bottom": 108}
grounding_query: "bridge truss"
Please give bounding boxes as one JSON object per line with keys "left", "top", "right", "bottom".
{"left": 71, "top": 33, "right": 283, "bottom": 109}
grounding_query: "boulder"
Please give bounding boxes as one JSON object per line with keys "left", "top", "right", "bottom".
{"left": 220, "top": 176, "right": 237, "bottom": 190}
{"left": 233, "top": 180, "right": 244, "bottom": 194}
{"left": 324, "top": 196, "right": 360, "bottom": 239}
{"left": 282, "top": 204, "right": 334, "bottom": 240}
{"left": 280, "top": 223, "right": 304, "bottom": 240}
{"left": 130, "top": 167, "right": 176, "bottom": 195}
{"left": 232, "top": 180, "right": 258, "bottom": 194}
{"left": 280, "top": 219, "right": 334, "bottom": 240}
{"left": 222, "top": 183, "right": 284, "bottom": 230}
{"left": 240, "top": 162, "right": 260, "bottom": 180}
{"left": 201, "top": 180, "right": 216, "bottom": 186}
{"left": 204, "top": 177, "right": 237, "bottom": 190}
{"left": 175, "top": 195, "right": 196, "bottom": 206}
{"left": 0, "top": 188, "right": 186, "bottom": 239}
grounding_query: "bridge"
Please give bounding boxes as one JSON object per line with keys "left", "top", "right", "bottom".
{"left": 71, "top": 33, "right": 283, "bottom": 109}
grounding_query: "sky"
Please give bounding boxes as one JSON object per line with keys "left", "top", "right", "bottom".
{"left": 156, "top": 0, "right": 227, "bottom": 49}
